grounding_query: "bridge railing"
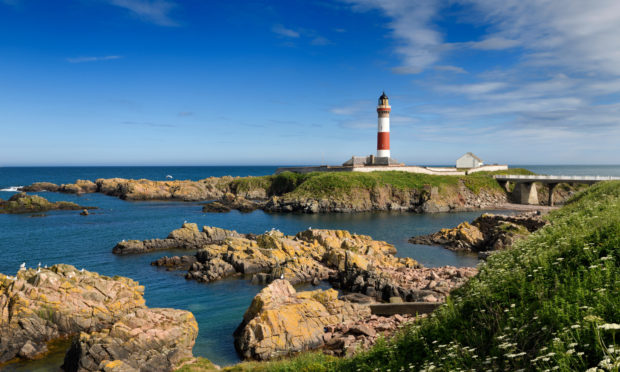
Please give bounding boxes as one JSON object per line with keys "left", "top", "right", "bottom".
{"left": 494, "top": 175, "right": 620, "bottom": 181}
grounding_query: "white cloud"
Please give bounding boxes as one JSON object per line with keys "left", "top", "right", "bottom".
{"left": 344, "top": 0, "right": 442, "bottom": 74}
{"left": 66, "top": 55, "right": 122, "bottom": 63}
{"left": 468, "top": 36, "right": 520, "bottom": 50}
{"left": 434, "top": 65, "right": 467, "bottom": 74}
{"left": 272, "top": 24, "right": 300, "bottom": 38}
{"left": 106, "top": 0, "right": 178, "bottom": 27}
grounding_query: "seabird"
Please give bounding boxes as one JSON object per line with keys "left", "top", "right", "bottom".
{"left": 36, "top": 268, "right": 40, "bottom": 273}
{"left": 280, "top": 274, "right": 284, "bottom": 280}
{"left": 37, "top": 262, "right": 41, "bottom": 268}
{"left": 19, "top": 262, "right": 26, "bottom": 271}
{"left": 80, "top": 268, "right": 84, "bottom": 272}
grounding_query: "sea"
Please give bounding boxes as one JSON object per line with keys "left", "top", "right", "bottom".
{"left": 0, "top": 165, "right": 618, "bottom": 371}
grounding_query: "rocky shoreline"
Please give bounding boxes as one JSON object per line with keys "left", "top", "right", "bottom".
{"left": 115, "top": 223, "right": 477, "bottom": 361}
{"left": 17, "top": 172, "right": 581, "bottom": 214}
{"left": 409, "top": 212, "right": 548, "bottom": 257}
{"left": 0, "top": 192, "right": 96, "bottom": 215}
{"left": 123, "top": 223, "right": 476, "bottom": 304}
{"left": 0, "top": 264, "right": 197, "bottom": 371}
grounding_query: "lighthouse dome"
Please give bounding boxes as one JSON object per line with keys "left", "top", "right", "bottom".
{"left": 378, "top": 91, "right": 389, "bottom": 105}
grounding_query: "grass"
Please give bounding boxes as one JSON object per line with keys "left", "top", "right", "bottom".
{"left": 195, "top": 180, "right": 619, "bottom": 372}
{"left": 218, "top": 168, "right": 535, "bottom": 199}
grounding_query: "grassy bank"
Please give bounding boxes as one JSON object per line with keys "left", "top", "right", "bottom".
{"left": 185, "top": 180, "right": 620, "bottom": 371}
{"left": 230, "top": 168, "right": 534, "bottom": 199}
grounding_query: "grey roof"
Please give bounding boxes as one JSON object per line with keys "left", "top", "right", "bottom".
{"left": 462, "top": 152, "right": 483, "bottom": 162}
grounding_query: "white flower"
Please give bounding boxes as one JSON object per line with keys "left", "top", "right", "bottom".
{"left": 598, "top": 323, "right": 620, "bottom": 331}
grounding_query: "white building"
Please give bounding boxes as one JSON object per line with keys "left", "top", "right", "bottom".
{"left": 456, "top": 152, "right": 484, "bottom": 169}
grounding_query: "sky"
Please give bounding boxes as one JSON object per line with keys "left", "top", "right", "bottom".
{"left": 1, "top": 0, "right": 620, "bottom": 166}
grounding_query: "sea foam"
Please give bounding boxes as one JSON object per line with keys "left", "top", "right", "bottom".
{"left": 0, "top": 186, "right": 22, "bottom": 192}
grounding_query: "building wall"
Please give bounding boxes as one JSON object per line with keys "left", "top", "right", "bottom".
{"left": 456, "top": 155, "right": 485, "bottom": 168}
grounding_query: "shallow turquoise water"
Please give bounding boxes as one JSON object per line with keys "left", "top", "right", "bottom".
{"left": 3, "top": 165, "right": 612, "bottom": 370}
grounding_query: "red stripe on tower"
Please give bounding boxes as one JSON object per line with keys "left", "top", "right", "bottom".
{"left": 377, "top": 132, "right": 390, "bottom": 150}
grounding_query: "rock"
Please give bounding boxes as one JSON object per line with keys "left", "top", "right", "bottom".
{"left": 20, "top": 182, "right": 60, "bottom": 192}
{"left": 112, "top": 224, "right": 243, "bottom": 255}
{"left": 234, "top": 280, "right": 370, "bottom": 361}
{"left": 389, "top": 296, "right": 403, "bottom": 303}
{"left": 409, "top": 212, "right": 548, "bottom": 253}
{"left": 0, "top": 264, "right": 145, "bottom": 363}
{"left": 202, "top": 201, "right": 231, "bottom": 213}
{"left": 0, "top": 264, "right": 198, "bottom": 369}
{"left": 151, "top": 255, "right": 197, "bottom": 271}
{"left": 62, "top": 308, "right": 197, "bottom": 372}
{"left": 0, "top": 193, "right": 96, "bottom": 214}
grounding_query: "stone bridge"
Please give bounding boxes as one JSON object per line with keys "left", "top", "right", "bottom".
{"left": 494, "top": 175, "right": 620, "bottom": 206}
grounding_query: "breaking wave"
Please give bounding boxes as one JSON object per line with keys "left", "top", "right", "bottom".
{"left": 0, "top": 186, "right": 22, "bottom": 192}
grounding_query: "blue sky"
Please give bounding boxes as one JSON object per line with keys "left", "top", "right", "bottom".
{"left": 1, "top": 0, "right": 619, "bottom": 166}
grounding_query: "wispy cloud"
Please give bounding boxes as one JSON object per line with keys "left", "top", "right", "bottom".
{"left": 330, "top": 100, "right": 372, "bottom": 116}
{"left": 272, "top": 24, "right": 300, "bottom": 38}
{"left": 178, "top": 111, "right": 193, "bottom": 117}
{"left": 106, "top": 0, "right": 178, "bottom": 27}
{"left": 66, "top": 55, "right": 123, "bottom": 63}
{"left": 272, "top": 24, "right": 332, "bottom": 46}
{"left": 434, "top": 65, "right": 467, "bottom": 74}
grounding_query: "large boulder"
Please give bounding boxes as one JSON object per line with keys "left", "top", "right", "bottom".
{"left": 63, "top": 308, "right": 197, "bottom": 372}
{"left": 234, "top": 280, "right": 370, "bottom": 360}
{"left": 0, "top": 264, "right": 198, "bottom": 371}
{"left": 0, "top": 264, "right": 145, "bottom": 363}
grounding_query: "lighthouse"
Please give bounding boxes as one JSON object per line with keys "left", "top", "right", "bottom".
{"left": 341, "top": 91, "right": 403, "bottom": 167}
{"left": 376, "top": 92, "right": 391, "bottom": 158}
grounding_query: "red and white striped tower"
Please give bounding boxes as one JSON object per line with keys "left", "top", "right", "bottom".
{"left": 376, "top": 92, "right": 391, "bottom": 158}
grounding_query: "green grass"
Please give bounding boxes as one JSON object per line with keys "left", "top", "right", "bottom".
{"left": 221, "top": 168, "right": 535, "bottom": 199}
{"left": 232, "top": 180, "right": 620, "bottom": 371}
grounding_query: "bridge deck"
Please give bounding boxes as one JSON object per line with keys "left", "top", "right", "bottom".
{"left": 494, "top": 175, "right": 620, "bottom": 184}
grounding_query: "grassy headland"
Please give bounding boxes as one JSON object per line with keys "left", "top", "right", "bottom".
{"left": 181, "top": 180, "right": 620, "bottom": 371}
{"left": 235, "top": 168, "right": 535, "bottom": 198}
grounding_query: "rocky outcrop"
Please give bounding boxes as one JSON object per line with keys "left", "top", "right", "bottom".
{"left": 0, "top": 193, "right": 96, "bottom": 214}
{"left": 62, "top": 308, "right": 197, "bottom": 372}
{"left": 20, "top": 182, "right": 61, "bottom": 192}
{"left": 143, "top": 224, "right": 474, "bottom": 306}
{"left": 335, "top": 265, "right": 476, "bottom": 303}
{"left": 202, "top": 193, "right": 264, "bottom": 213}
{"left": 0, "top": 264, "right": 197, "bottom": 371}
{"left": 323, "top": 313, "right": 414, "bottom": 357}
{"left": 144, "top": 225, "right": 412, "bottom": 290}
{"left": 234, "top": 280, "right": 370, "bottom": 361}
{"left": 262, "top": 182, "right": 507, "bottom": 214}
{"left": 409, "top": 212, "right": 548, "bottom": 254}
{"left": 0, "top": 264, "right": 145, "bottom": 363}
{"left": 112, "top": 223, "right": 244, "bottom": 255}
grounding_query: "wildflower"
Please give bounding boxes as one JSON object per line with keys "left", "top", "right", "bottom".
{"left": 570, "top": 324, "right": 580, "bottom": 329}
{"left": 598, "top": 323, "right": 620, "bottom": 331}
